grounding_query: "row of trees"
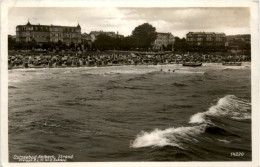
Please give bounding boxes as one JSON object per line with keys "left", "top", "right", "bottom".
{"left": 92, "top": 23, "right": 157, "bottom": 51}
{"left": 8, "top": 37, "right": 84, "bottom": 51}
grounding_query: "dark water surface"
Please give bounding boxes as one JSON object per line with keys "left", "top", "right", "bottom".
{"left": 8, "top": 63, "right": 251, "bottom": 161}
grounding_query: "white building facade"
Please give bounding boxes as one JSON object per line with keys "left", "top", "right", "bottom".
{"left": 153, "top": 32, "right": 175, "bottom": 51}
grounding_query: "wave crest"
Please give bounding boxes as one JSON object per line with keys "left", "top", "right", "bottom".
{"left": 130, "top": 125, "right": 206, "bottom": 149}
{"left": 189, "top": 95, "right": 251, "bottom": 124}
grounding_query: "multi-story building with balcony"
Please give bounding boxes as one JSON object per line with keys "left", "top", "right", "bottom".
{"left": 16, "top": 21, "right": 81, "bottom": 45}
{"left": 186, "top": 32, "right": 226, "bottom": 46}
{"left": 153, "top": 32, "right": 175, "bottom": 50}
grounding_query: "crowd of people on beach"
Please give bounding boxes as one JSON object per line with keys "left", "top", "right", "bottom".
{"left": 8, "top": 52, "right": 251, "bottom": 69}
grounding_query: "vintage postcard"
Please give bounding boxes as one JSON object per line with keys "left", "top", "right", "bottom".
{"left": 1, "top": 0, "right": 259, "bottom": 167}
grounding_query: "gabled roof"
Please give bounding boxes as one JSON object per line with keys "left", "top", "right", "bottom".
{"left": 90, "top": 31, "right": 116, "bottom": 35}
{"left": 157, "top": 32, "right": 172, "bottom": 35}
{"left": 17, "top": 22, "right": 79, "bottom": 28}
{"left": 77, "top": 22, "right": 81, "bottom": 28}
{"left": 156, "top": 32, "right": 174, "bottom": 38}
{"left": 26, "top": 20, "right": 31, "bottom": 26}
{"left": 187, "top": 32, "right": 225, "bottom": 35}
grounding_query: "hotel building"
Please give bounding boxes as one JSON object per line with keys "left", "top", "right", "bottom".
{"left": 16, "top": 21, "right": 81, "bottom": 45}
{"left": 186, "top": 32, "right": 227, "bottom": 46}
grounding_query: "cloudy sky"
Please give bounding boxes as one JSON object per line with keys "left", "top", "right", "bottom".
{"left": 8, "top": 7, "right": 250, "bottom": 38}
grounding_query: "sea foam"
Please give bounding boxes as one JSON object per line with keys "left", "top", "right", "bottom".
{"left": 189, "top": 95, "right": 251, "bottom": 124}
{"left": 130, "top": 125, "right": 206, "bottom": 149}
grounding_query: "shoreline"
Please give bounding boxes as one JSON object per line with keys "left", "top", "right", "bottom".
{"left": 8, "top": 62, "right": 251, "bottom": 71}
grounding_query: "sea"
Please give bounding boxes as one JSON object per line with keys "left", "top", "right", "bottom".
{"left": 8, "top": 63, "right": 251, "bottom": 162}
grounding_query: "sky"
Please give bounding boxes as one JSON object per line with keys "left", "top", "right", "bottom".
{"left": 8, "top": 7, "right": 250, "bottom": 38}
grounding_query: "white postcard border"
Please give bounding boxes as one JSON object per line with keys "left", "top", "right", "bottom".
{"left": 1, "top": 1, "right": 259, "bottom": 167}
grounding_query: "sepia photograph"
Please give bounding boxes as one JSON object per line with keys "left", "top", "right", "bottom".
{"left": 1, "top": 1, "right": 259, "bottom": 166}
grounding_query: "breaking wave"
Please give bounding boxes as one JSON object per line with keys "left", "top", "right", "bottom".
{"left": 189, "top": 95, "right": 251, "bottom": 124}
{"left": 130, "top": 125, "right": 206, "bottom": 149}
{"left": 131, "top": 95, "right": 251, "bottom": 149}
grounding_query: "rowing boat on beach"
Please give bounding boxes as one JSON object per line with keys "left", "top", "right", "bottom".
{"left": 183, "top": 62, "right": 202, "bottom": 67}
{"left": 222, "top": 62, "right": 242, "bottom": 66}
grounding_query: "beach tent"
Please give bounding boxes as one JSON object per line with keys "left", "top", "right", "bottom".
{"left": 62, "top": 56, "right": 68, "bottom": 61}
{"left": 35, "top": 56, "right": 41, "bottom": 60}
{"left": 131, "top": 53, "right": 137, "bottom": 57}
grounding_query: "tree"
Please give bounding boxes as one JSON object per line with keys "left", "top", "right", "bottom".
{"left": 29, "top": 41, "right": 38, "bottom": 50}
{"left": 132, "top": 23, "right": 157, "bottom": 49}
{"left": 8, "top": 35, "right": 16, "bottom": 50}
{"left": 93, "top": 34, "right": 117, "bottom": 50}
{"left": 93, "top": 34, "right": 111, "bottom": 50}
{"left": 165, "top": 44, "right": 174, "bottom": 51}
{"left": 174, "top": 37, "right": 188, "bottom": 52}
{"left": 69, "top": 42, "right": 75, "bottom": 49}
{"left": 13, "top": 41, "right": 27, "bottom": 50}
{"left": 42, "top": 42, "right": 53, "bottom": 50}
{"left": 120, "top": 36, "right": 135, "bottom": 50}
